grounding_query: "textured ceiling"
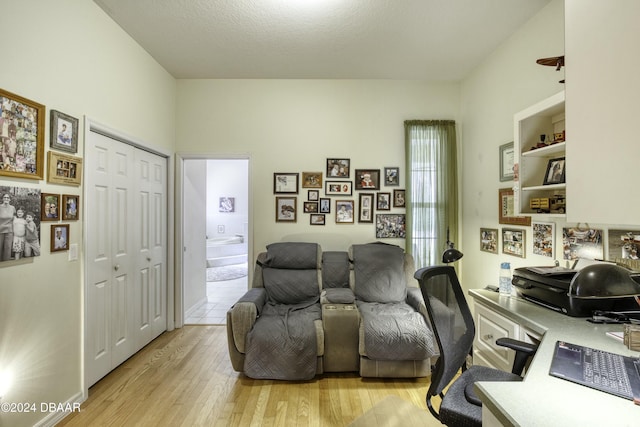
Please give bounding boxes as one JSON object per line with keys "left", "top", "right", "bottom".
{"left": 94, "top": 0, "right": 551, "bottom": 80}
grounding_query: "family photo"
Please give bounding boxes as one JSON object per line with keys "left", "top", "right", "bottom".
{"left": 0, "top": 185, "right": 41, "bottom": 262}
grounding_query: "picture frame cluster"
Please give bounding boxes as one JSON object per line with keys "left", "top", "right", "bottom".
{"left": 273, "top": 159, "right": 406, "bottom": 238}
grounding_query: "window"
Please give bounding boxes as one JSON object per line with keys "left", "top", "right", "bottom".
{"left": 404, "top": 120, "right": 458, "bottom": 268}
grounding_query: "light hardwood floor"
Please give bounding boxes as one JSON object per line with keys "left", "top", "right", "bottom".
{"left": 57, "top": 325, "right": 441, "bottom": 426}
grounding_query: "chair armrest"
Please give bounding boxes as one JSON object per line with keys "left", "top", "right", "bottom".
{"left": 496, "top": 337, "right": 538, "bottom": 376}
{"left": 229, "top": 288, "right": 267, "bottom": 353}
{"left": 321, "top": 288, "right": 355, "bottom": 304}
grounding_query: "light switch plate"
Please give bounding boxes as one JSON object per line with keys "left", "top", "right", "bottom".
{"left": 68, "top": 243, "right": 78, "bottom": 261}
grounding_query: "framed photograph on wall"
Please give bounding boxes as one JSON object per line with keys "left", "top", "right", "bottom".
{"left": 376, "top": 192, "right": 390, "bottom": 210}
{"left": 376, "top": 214, "right": 406, "bottom": 238}
{"left": 62, "top": 194, "right": 80, "bottom": 221}
{"left": 563, "top": 227, "right": 603, "bottom": 261}
{"left": 0, "top": 185, "right": 42, "bottom": 262}
{"left": 302, "top": 172, "right": 322, "bottom": 188}
{"left": 307, "top": 190, "right": 319, "bottom": 201}
{"left": 532, "top": 221, "right": 555, "bottom": 258}
{"left": 47, "top": 151, "right": 82, "bottom": 186}
{"left": 502, "top": 228, "right": 526, "bottom": 258}
{"left": 393, "top": 189, "right": 406, "bottom": 208}
{"left": 326, "top": 158, "right": 350, "bottom": 178}
{"left": 543, "top": 157, "right": 566, "bottom": 185}
{"left": 219, "top": 197, "right": 235, "bottom": 213}
{"left": 319, "top": 198, "right": 331, "bottom": 213}
{"left": 608, "top": 229, "right": 640, "bottom": 260}
{"left": 325, "top": 180, "right": 352, "bottom": 196}
{"left": 273, "top": 173, "right": 299, "bottom": 194}
{"left": 499, "top": 141, "right": 515, "bottom": 182}
{"left": 41, "top": 193, "right": 60, "bottom": 221}
{"left": 51, "top": 224, "right": 69, "bottom": 252}
{"left": 355, "top": 169, "right": 380, "bottom": 190}
{"left": 50, "top": 110, "right": 79, "bottom": 153}
{"left": 384, "top": 167, "right": 400, "bottom": 186}
{"left": 335, "top": 200, "right": 354, "bottom": 223}
{"left": 480, "top": 228, "right": 499, "bottom": 254}
{"left": 303, "top": 201, "right": 318, "bottom": 213}
{"left": 0, "top": 88, "right": 45, "bottom": 180}
{"left": 310, "top": 214, "right": 325, "bottom": 225}
{"left": 275, "top": 196, "right": 297, "bottom": 222}
{"left": 358, "top": 193, "right": 374, "bottom": 223}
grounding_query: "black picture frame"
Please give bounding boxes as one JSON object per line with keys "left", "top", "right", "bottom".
{"left": 543, "top": 157, "right": 566, "bottom": 185}
{"left": 354, "top": 169, "right": 380, "bottom": 190}
{"left": 358, "top": 193, "right": 374, "bottom": 223}
{"left": 273, "top": 173, "right": 299, "bottom": 194}
{"left": 384, "top": 167, "right": 400, "bottom": 186}
{"left": 326, "top": 158, "right": 350, "bottom": 178}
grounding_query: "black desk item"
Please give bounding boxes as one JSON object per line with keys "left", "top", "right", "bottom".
{"left": 549, "top": 341, "right": 640, "bottom": 403}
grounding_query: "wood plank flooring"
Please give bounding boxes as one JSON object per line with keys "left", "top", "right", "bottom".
{"left": 57, "top": 326, "right": 441, "bottom": 426}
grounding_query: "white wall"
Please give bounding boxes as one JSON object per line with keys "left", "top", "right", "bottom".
{"left": 206, "top": 159, "right": 249, "bottom": 239}
{"left": 459, "top": 0, "right": 566, "bottom": 290}
{"left": 0, "top": 1, "right": 175, "bottom": 426}
{"left": 177, "top": 79, "right": 460, "bottom": 255}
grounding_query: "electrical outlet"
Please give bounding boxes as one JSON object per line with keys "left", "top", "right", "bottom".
{"left": 218, "top": 225, "right": 225, "bottom": 233}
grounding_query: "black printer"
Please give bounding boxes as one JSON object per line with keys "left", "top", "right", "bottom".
{"left": 512, "top": 264, "right": 640, "bottom": 317}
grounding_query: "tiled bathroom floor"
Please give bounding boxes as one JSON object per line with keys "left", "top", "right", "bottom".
{"left": 185, "top": 275, "right": 248, "bottom": 325}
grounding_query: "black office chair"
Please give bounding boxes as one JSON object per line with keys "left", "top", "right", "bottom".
{"left": 415, "top": 265, "right": 537, "bottom": 426}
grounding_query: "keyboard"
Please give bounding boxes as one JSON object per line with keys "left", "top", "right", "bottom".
{"left": 583, "top": 346, "right": 633, "bottom": 398}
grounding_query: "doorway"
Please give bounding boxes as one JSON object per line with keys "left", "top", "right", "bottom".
{"left": 180, "top": 156, "right": 250, "bottom": 325}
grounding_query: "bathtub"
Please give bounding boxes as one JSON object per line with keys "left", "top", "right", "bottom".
{"left": 206, "top": 235, "right": 247, "bottom": 267}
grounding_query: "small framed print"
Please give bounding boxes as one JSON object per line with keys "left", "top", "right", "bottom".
{"left": 358, "top": 193, "right": 374, "bottom": 223}
{"left": 308, "top": 190, "right": 319, "bottom": 201}
{"left": 319, "top": 198, "right": 331, "bottom": 213}
{"left": 274, "top": 173, "right": 299, "bottom": 194}
{"left": 335, "top": 200, "right": 355, "bottom": 223}
{"left": 51, "top": 224, "right": 69, "bottom": 252}
{"left": 393, "top": 189, "right": 406, "bottom": 208}
{"left": 325, "top": 180, "right": 352, "bottom": 196}
{"left": 62, "top": 194, "right": 80, "bottom": 221}
{"left": 47, "top": 151, "right": 82, "bottom": 186}
{"left": 50, "top": 110, "right": 79, "bottom": 153}
{"left": 480, "top": 228, "right": 499, "bottom": 254}
{"left": 327, "top": 158, "right": 350, "bottom": 178}
{"left": 376, "top": 192, "right": 391, "bottom": 210}
{"left": 276, "top": 196, "right": 297, "bottom": 222}
{"left": 532, "top": 221, "right": 555, "bottom": 258}
{"left": 384, "top": 167, "right": 400, "bottom": 186}
{"left": 355, "top": 169, "right": 380, "bottom": 190}
{"left": 302, "top": 172, "right": 323, "bottom": 188}
{"left": 543, "top": 157, "right": 566, "bottom": 185}
{"left": 41, "top": 193, "right": 60, "bottom": 221}
{"left": 219, "top": 197, "right": 235, "bottom": 213}
{"left": 376, "top": 214, "right": 406, "bottom": 238}
{"left": 499, "top": 142, "right": 515, "bottom": 182}
{"left": 303, "top": 201, "right": 318, "bottom": 213}
{"left": 502, "top": 228, "right": 526, "bottom": 258}
{"left": 310, "top": 214, "right": 325, "bottom": 225}
{"left": 499, "top": 188, "right": 531, "bottom": 226}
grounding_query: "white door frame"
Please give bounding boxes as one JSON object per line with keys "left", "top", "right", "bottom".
{"left": 82, "top": 117, "right": 175, "bottom": 395}
{"left": 174, "top": 153, "right": 253, "bottom": 327}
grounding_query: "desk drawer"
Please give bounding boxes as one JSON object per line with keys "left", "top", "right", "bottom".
{"left": 474, "top": 303, "right": 519, "bottom": 371}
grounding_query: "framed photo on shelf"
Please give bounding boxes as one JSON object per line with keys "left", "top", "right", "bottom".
{"left": 325, "top": 180, "right": 352, "bottom": 196}
{"left": 47, "top": 151, "right": 82, "bottom": 186}
{"left": 384, "top": 167, "right": 400, "bottom": 186}
{"left": 376, "top": 214, "right": 406, "bottom": 238}
{"left": 319, "top": 198, "right": 331, "bottom": 213}
{"left": 41, "top": 193, "right": 60, "bottom": 221}
{"left": 543, "top": 157, "right": 566, "bottom": 185}
{"left": 275, "top": 196, "right": 297, "bottom": 222}
{"left": 532, "top": 221, "right": 555, "bottom": 258}
{"left": 335, "top": 200, "right": 354, "bottom": 224}
{"left": 326, "top": 158, "right": 350, "bottom": 178}
{"left": 499, "top": 141, "right": 515, "bottom": 182}
{"left": 355, "top": 169, "right": 380, "bottom": 190}
{"left": 51, "top": 224, "right": 69, "bottom": 252}
{"left": 50, "top": 110, "right": 79, "bottom": 153}
{"left": 273, "top": 173, "right": 299, "bottom": 194}
{"left": 310, "top": 214, "right": 325, "bottom": 225}
{"left": 303, "top": 201, "right": 318, "bottom": 213}
{"left": 301, "top": 172, "right": 322, "bottom": 188}
{"left": 376, "top": 192, "right": 391, "bottom": 210}
{"left": 393, "top": 189, "right": 406, "bottom": 208}
{"left": 498, "top": 187, "right": 531, "bottom": 226}
{"left": 62, "top": 194, "right": 80, "bottom": 220}
{"left": 480, "top": 228, "right": 499, "bottom": 254}
{"left": 502, "top": 228, "right": 526, "bottom": 258}
{"left": 358, "top": 193, "right": 374, "bottom": 223}
{"left": 0, "top": 88, "right": 45, "bottom": 180}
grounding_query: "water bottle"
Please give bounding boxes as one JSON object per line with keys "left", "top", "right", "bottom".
{"left": 499, "top": 262, "right": 512, "bottom": 296}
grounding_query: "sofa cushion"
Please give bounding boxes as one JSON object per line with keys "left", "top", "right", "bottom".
{"left": 352, "top": 243, "right": 407, "bottom": 303}
{"left": 263, "top": 268, "right": 319, "bottom": 304}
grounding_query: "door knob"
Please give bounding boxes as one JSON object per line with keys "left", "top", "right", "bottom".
{"left": 114, "top": 264, "right": 120, "bottom": 271}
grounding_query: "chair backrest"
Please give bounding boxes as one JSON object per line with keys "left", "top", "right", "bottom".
{"left": 415, "top": 265, "right": 475, "bottom": 397}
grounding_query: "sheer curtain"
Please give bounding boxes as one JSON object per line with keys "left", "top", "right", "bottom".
{"left": 404, "top": 120, "right": 458, "bottom": 269}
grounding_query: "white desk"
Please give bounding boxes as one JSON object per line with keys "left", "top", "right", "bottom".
{"left": 469, "top": 289, "right": 640, "bottom": 427}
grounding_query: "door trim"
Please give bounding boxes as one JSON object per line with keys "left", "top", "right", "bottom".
{"left": 82, "top": 117, "right": 175, "bottom": 395}
{"left": 174, "top": 153, "right": 253, "bottom": 327}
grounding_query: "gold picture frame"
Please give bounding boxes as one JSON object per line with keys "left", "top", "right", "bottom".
{"left": 0, "top": 88, "right": 45, "bottom": 180}
{"left": 47, "top": 151, "right": 83, "bottom": 186}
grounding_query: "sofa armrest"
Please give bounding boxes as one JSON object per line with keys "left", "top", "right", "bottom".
{"left": 321, "top": 288, "right": 355, "bottom": 304}
{"left": 230, "top": 288, "right": 267, "bottom": 353}
{"left": 406, "top": 287, "right": 427, "bottom": 316}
